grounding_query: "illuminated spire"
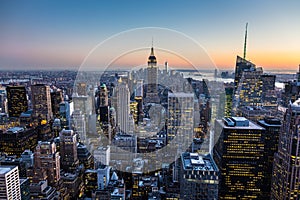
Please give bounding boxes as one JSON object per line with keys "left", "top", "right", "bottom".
{"left": 243, "top": 22, "right": 248, "bottom": 60}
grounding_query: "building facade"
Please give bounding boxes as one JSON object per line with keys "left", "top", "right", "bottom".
{"left": 31, "top": 84, "right": 53, "bottom": 122}
{"left": 213, "top": 117, "right": 265, "bottom": 199}
{"left": 0, "top": 166, "right": 21, "bottom": 200}
{"left": 6, "top": 85, "right": 28, "bottom": 118}
{"left": 180, "top": 153, "right": 219, "bottom": 200}
{"left": 271, "top": 99, "right": 300, "bottom": 199}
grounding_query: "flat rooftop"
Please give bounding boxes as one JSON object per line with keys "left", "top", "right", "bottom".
{"left": 0, "top": 166, "right": 16, "bottom": 175}
{"left": 258, "top": 118, "right": 281, "bottom": 127}
{"left": 181, "top": 152, "right": 218, "bottom": 172}
{"left": 7, "top": 126, "right": 24, "bottom": 133}
{"left": 219, "top": 117, "right": 265, "bottom": 130}
{"left": 168, "top": 92, "right": 194, "bottom": 98}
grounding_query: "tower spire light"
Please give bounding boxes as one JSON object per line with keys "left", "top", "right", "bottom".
{"left": 243, "top": 22, "right": 248, "bottom": 60}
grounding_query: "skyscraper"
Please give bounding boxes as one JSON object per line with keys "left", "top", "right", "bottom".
{"left": 0, "top": 126, "right": 38, "bottom": 157}
{"left": 60, "top": 129, "right": 79, "bottom": 172}
{"left": 167, "top": 92, "right": 194, "bottom": 182}
{"left": 233, "top": 67, "right": 263, "bottom": 112}
{"left": 50, "top": 88, "right": 63, "bottom": 118}
{"left": 145, "top": 46, "right": 160, "bottom": 104}
{"left": 271, "top": 99, "right": 300, "bottom": 199}
{"left": 257, "top": 117, "right": 281, "bottom": 199}
{"left": 0, "top": 166, "right": 21, "bottom": 200}
{"left": 115, "top": 78, "right": 130, "bottom": 134}
{"left": 33, "top": 141, "right": 60, "bottom": 187}
{"left": 98, "top": 84, "right": 108, "bottom": 107}
{"left": 70, "top": 109, "right": 86, "bottom": 143}
{"left": 224, "top": 84, "right": 234, "bottom": 117}
{"left": 180, "top": 153, "right": 219, "bottom": 200}
{"left": 6, "top": 85, "right": 28, "bottom": 118}
{"left": 135, "top": 79, "right": 144, "bottom": 122}
{"left": 233, "top": 56, "right": 256, "bottom": 92}
{"left": 213, "top": 117, "right": 265, "bottom": 199}
{"left": 31, "top": 84, "right": 53, "bottom": 122}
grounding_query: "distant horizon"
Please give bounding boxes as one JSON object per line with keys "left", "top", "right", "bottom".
{"left": 0, "top": 66, "right": 298, "bottom": 74}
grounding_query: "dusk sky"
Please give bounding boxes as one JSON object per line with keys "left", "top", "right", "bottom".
{"left": 1, "top": 0, "right": 299, "bottom": 71}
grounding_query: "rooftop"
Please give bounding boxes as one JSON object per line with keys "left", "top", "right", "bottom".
{"left": 0, "top": 166, "right": 17, "bottom": 175}
{"left": 7, "top": 126, "right": 24, "bottom": 133}
{"left": 258, "top": 118, "right": 281, "bottom": 127}
{"left": 220, "top": 117, "right": 264, "bottom": 130}
{"left": 168, "top": 92, "right": 194, "bottom": 98}
{"left": 181, "top": 153, "right": 218, "bottom": 171}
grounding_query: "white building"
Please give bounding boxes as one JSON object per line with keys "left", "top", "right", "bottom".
{"left": 0, "top": 166, "right": 21, "bottom": 200}
{"left": 116, "top": 79, "right": 131, "bottom": 134}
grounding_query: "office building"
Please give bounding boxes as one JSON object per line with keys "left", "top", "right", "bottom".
{"left": 6, "top": 85, "right": 28, "bottom": 118}
{"left": 59, "top": 129, "right": 79, "bottom": 172}
{"left": 50, "top": 88, "right": 63, "bottom": 118}
{"left": 70, "top": 109, "right": 86, "bottom": 143}
{"left": 33, "top": 141, "right": 60, "bottom": 187}
{"left": 115, "top": 79, "right": 131, "bottom": 134}
{"left": 233, "top": 56, "right": 256, "bottom": 92}
{"left": 145, "top": 46, "right": 160, "bottom": 104}
{"left": 224, "top": 84, "right": 234, "bottom": 117}
{"left": 29, "top": 180, "right": 57, "bottom": 199}
{"left": 257, "top": 117, "right": 281, "bottom": 199}
{"left": 233, "top": 67, "right": 264, "bottom": 112}
{"left": 180, "top": 153, "right": 219, "bottom": 200}
{"left": 97, "top": 83, "right": 108, "bottom": 108}
{"left": 61, "top": 173, "right": 81, "bottom": 199}
{"left": 76, "top": 82, "right": 87, "bottom": 96}
{"left": 77, "top": 143, "right": 94, "bottom": 170}
{"left": 167, "top": 92, "right": 194, "bottom": 182}
{"left": 237, "top": 106, "right": 272, "bottom": 122}
{"left": 59, "top": 101, "right": 71, "bottom": 129}
{"left": 271, "top": 99, "right": 300, "bottom": 199}
{"left": 20, "top": 178, "right": 30, "bottom": 200}
{"left": 0, "top": 126, "right": 38, "bottom": 157}
{"left": 31, "top": 84, "right": 53, "bottom": 121}
{"left": 0, "top": 166, "right": 21, "bottom": 199}
{"left": 213, "top": 117, "right": 265, "bottom": 199}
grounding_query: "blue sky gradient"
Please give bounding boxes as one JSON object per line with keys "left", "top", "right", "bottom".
{"left": 1, "top": 0, "right": 299, "bottom": 70}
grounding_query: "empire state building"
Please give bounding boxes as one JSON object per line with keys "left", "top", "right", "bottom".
{"left": 145, "top": 46, "right": 160, "bottom": 104}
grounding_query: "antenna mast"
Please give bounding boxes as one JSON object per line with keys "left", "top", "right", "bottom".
{"left": 243, "top": 23, "right": 248, "bottom": 60}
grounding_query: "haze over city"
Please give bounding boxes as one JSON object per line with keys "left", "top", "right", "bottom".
{"left": 1, "top": 0, "right": 300, "bottom": 70}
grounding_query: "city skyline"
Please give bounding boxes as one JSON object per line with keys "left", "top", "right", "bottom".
{"left": 1, "top": 0, "right": 300, "bottom": 70}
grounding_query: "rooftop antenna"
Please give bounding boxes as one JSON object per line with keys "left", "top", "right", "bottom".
{"left": 152, "top": 37, "right": 154, "bottom": 47}
{"left": 150, "top": 37, "right": 154, "bottom": 55}
{"left": 243, "top": 22, "right": 248, "bottom": 60}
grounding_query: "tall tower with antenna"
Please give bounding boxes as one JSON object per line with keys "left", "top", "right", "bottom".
{"left": 145, "top": 39, "right": 160, "bottom": 104}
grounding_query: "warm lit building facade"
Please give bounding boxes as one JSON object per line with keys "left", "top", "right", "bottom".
{"left": 33, "top": 141, "right": 60, "bottom": 187}
{"left": 271, "top": 99, "right": 300, "bottom": 200}
{"left": 59, "top": 129, "right": 79, "bottom": 172}
{"left": 0, "top": 126, "right": 37, "bottom": 157}
{"left": 31, "top": 84, "right": 53, "bottom": 122}
{"left": 213, "top": 117, "right": 265, "bottom": 199}
{"left": 6, "top": 85, "right": 28, "bottom": 118}
{"left": 257, "top": 117, "right": 281, "bottom": 199}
